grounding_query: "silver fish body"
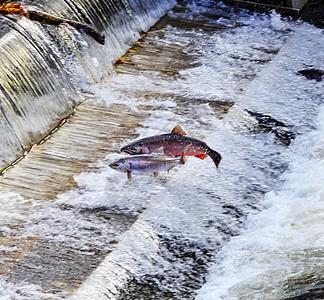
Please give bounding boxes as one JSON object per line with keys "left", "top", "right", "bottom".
{"left": 109, "top": 154, "right": 185, "bottom": 180}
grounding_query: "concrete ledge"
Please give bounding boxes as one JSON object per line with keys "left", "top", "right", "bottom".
{"left": 223, "top": 0, "right": 324, "bottom": 28}
{"left": 222, "top": 0, "right": 300, "bottom": 17}
{"left": 299, "top": 0, "right": 324, "bottom": 28}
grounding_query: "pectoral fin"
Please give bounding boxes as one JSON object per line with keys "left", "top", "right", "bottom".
{"left": 180, "top": 146, "right": 189, "bottom": 164}
{"left": 153, "top": 147, "right": 164, "bottom": 154}
{"left": 195, "top": 153, "right": 208, "bottom": 160}
{"left": 127, "top": 170, "right": 132, "bottom": 181}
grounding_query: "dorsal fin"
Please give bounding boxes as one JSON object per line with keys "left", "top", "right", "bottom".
{"left": 171, "top": 125, "right": 186, "bottom": 136}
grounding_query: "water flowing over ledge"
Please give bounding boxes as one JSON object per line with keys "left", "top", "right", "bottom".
{"left": 0, "top": 0, "right": 323, "bottom": 298}
{"left": 0, "top": 0, "right": 176, "bottom": 171}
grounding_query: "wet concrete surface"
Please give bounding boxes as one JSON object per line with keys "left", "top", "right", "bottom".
{"left": 0, "top": 103, "right": 143, "bottom": 200}
{"left": 0, "top": 102, "right": 145, "bottom": 295}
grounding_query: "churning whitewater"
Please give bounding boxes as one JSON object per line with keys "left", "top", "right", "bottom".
{"left": 0, "top": 0, "right": 323, "bottom": 299}
{"left": 197, "top": 107, "right": 324, "bottom": 299}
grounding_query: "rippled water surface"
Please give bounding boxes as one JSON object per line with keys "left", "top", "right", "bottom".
{"left": 0, "top": 0, "right": 323, "bottom": 299}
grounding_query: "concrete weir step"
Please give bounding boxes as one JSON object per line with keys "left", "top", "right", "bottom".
{"left": 0, "top": 102, "right": 144, "bottom": 294}
{"left": 223, "top": 0, "right": 309, "bottom": 14}
{"left": 0, "top": 103, "right": 143, "bottom": 200}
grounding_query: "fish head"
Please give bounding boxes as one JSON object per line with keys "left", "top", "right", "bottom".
{"left": 121, "top": 143, "right": 150, "bottom": 155}
{"left": 109, "top": 159, "right": 129, "bottom": 172}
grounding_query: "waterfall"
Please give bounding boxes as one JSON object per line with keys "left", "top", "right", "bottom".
{"left": 0, "top": 0, "right": 176, "bottom": 171}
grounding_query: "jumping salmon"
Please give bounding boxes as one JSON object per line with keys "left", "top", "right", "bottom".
{"left": 121, "top": 125, "right": 222, "bottom": 168}
{"left": 109, "top": 152, "right": 186, "bottom": 180}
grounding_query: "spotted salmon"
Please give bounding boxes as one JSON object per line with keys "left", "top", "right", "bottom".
{"left": 121, "top": 125, "right": 221, "bottom": 168}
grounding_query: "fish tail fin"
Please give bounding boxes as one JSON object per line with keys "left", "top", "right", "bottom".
{"left": 207, "top": 148, "right": 222, "bottom": 168}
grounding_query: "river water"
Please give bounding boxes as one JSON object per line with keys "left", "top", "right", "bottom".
{"left": 0, "top": 0, "right": 323, "bottom": 299}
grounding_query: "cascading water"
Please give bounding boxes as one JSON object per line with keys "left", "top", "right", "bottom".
{"left": 0, "top": 0, "right": 176, "bottom": 171}
{"left": 0, "top": 15, "right": 79, "bottom": 169}
{"left": 0, "top": 0, "right": 323, "bottom": 299}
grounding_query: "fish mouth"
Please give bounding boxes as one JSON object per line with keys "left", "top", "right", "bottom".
{"left": 121, "top": 147, "right": 136, "bottom": 155}
{"left": 109, "top": 163, "right": 118, "bottom": 170}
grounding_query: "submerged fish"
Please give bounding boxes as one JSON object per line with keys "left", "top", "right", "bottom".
{"left": 109, "top": 153, "right": 185, "bottom": 180}
{"left": 121, "top": 125, "right": 222, "bottom": 168}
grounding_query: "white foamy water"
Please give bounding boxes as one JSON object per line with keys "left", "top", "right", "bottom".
{"left": 197, "top": 107, "right": 324, "bottom": 300}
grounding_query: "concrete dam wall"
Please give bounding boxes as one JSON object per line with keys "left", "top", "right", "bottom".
{"left": 0, "top": 0, "right": 176, "bottom": 172}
